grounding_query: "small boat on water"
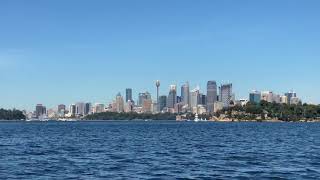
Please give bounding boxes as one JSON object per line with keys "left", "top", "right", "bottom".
{"left": 194, "top": 114, "right": 208, "bottom": 122}
{"left": 194, "top": 113, "right": 200, "bottom": 122}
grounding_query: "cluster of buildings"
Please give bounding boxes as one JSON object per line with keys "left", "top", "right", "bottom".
{"left": 249, "top": 90, "right": 301, "bottom": 105}
{"left": 26, "top": 80, "right": 301, "bottom": 119}
{"left": 105, "top": 81, "right": 234, "bottom": 116}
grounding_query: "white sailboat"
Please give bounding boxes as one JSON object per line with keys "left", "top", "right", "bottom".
{"left": 194, "top": 113, "right": 200, "bottom": 122}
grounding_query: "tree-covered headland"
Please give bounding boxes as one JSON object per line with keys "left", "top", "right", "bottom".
{"left": 217, "top": 100, "right": 320, "bottom": 121}
{"left": 0, "top": 109, "right": 26, "bottom": 120}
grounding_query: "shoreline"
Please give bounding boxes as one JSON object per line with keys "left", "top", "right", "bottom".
{"left": 1, "top": 119, "right": 320, "bottom": 123}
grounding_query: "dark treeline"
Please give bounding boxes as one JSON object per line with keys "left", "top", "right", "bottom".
{"left": 0, "top": 109, "right": 26, "bottom": 120}
{"left": 84, "top": 112, "right": 177, "bottom": 120}
{"left": 219, "top": 100, "right": 320, "bottom": 121}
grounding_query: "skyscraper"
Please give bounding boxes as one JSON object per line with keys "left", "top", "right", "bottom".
{"left": 159, "top": 95, "right": 167, "bottom": 112}
{"left": 85, "top": 103, "right": 92, "bottom": 115}
{"left": 142, "top": 99, "right": 152, "bottom": 113}
{"left": 207, "top": 81, "right": 217, "bottom": 113}
{"left": 35, "top": 104, "right": 46, "bottom": 118}
{"left": 69, "top": 104, "right": 76, "bottom": 116}
{"left": 167, "top": 85, "right": 177, "bottom": 108}
{"left": 200, "top": 94, "right": 207, "bottom": 105}
{"left": 126, "top": 88, "right": 132, "bottom": 102}
{"left": 58, "top": 104, "right": 66, "bottom": 114}
{"left": 219, "top": 83, "right": 233, "bottom": 108}
{"left": 115, "top": 93, "right": 124, "bottom": 113}
{"left": 156, "top": 80, "right": 160, "bottom": 112}
{"left": 181, "top": 82, "right": 190, "bottom": 107}
{"left": 76, "top": 102, "right": 85, "bottom": 116}
{"left": 190, "top": 87, "right": 200, "bottom": 108}
{"left": 138, "top": 92, "right": 151, "bottom": 106}
{"left": 249, "top": 90, "right": 261, "bottom": 104}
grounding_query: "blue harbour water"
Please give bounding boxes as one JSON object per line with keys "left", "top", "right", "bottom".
{"left": 1, "top": 121, "right": 320, "bottom": 179}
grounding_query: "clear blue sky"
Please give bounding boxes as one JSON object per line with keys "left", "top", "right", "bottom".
{"left": 1, "top": 0, "right": 320, "bottom": 110}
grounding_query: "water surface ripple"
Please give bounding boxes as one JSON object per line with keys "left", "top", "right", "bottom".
{"left": 0, "top": 121, "right": 320, "bottom": 179}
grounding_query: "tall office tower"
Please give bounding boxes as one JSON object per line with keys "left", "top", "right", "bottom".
{"left": 206, "top": 81, "right": 217, "bottom": 113}
{"left": 156, "top": 80, "right": 160, "bottom": 112}
{"left": 115, "top": 93, "right": 124, "bottom": 113}
{"left": 190, "top": 87, "right": 200, "bottom": 108}
{"left": 138, "top": 92, "right": 152, "bottom": 106}
{"left": 76, "top": 102, "right": 85, "bottom": 116}
{"left": 126, "top": 88, "right": 133, "bottom": 102}
{"left": 84, "top": 103, "right": 92, "bottom": 115}
{"left": 249, "top": 90, "right": 261, "bottom": 104}
{"left": 200, "top": 94, "right": 207, "bottom": 105}
{"left": 181, "top": 82, "right": 190, "bottom": 107}
{"left": 159, "top": 95, "right": 167, "bottom": 112}
{"left": 167, "top": 85, "right": 177, "bottom": 108}
{"left": 219, "top": 83, "right": 233, "bottom": 108}
{"left": 57, "top": 104, "right": 66, "bottom": 114}
{"left": 285, "top": 90, "right": 297, "bottom": 104}
{"left": 35, "top": 104, "right": 46, "bottom": 118}
{"left": 69, "top": 104, "right": 76, "bottom": 116}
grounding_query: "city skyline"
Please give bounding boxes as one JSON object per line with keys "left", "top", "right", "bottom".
{"left": 1, "top": 0, "right": 320, "bottom": 110}
{"left": 26, "top": 79, "right": 303, "bottom": 120}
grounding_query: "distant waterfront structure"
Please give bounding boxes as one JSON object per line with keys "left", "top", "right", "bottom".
{"left": 167, "top": 85, "right": 177, "bottom": 108}
{"left": 181, "top": 82, "right": 190, "bottom": 107}
{"left": 220, "top": 83, "right": 233, "bottom": 108}
{"left": 285, "top": 91, "right": 297, "bottom": 104}
{"left": 93, "top": 103, "right": 105, "bottom": 113}
{"left": 35, "top": 104, "right": 46, "bottom": 118}
{"left": 159, "top": 95, "right": 167, "bottom": 112}
{"left": 261, "top": 91, "right": 274, "bottom": 103}
{"left": 249, "top": 90, "right": 261, "bottom": 104}
{"left": 290, "top": 97, "right": 301, "bottom": 105}
{"left": 126, "top": 88, "right": 133, "bottom": 102}
{"left": 207, "top": 81, "right": 217, "bottom": 113}
{"left": 280, "top": 95, "right": 288, "bottom": 104}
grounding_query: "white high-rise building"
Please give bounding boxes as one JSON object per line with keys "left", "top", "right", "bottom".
{"left": 190, "top": 86, "right": 200, "bottom": 109}
{"left": 115, "top": 93, "right": 124, "bottom": 113}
